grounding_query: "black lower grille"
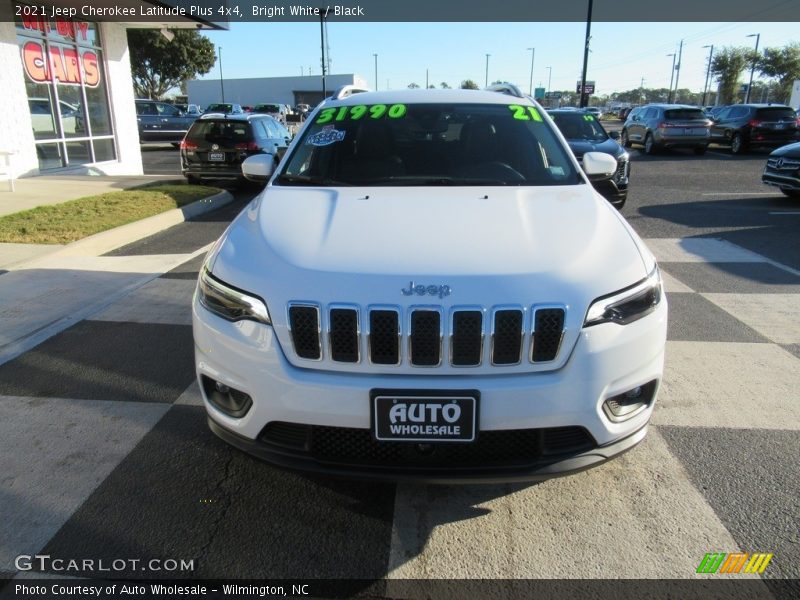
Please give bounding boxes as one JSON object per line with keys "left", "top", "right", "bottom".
{"left": 288, "top": 305, "right": 321, "bottom": 360}
{"left": 451, "top": 310, "right": 483, "bottom": 366}
{"left": 260, "top": 422, "right": 311, "bottom": 450}
{"left": 257, "top": 422, "right": 596, "bottom": 469}
{"left": 329, "top": 308, "right": 359, "bottom": 362}
{"left": 492, "top": 309, "right": 523, "bottom": 365}
{"left": 369, "top": 310, "right": 399, "bottom": 364}
{"left": 410, "top": 310, "right": 440, "bottom": 366}
{"left": 542, "top": 427, "right": 594, "bottom": 455}
{"left": 532, "top": 308, "right": 565, "bottom": 362}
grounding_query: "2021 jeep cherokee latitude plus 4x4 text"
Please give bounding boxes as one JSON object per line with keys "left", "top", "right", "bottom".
{"left": 192, "top": 86, "right": 668, "bottom": 483}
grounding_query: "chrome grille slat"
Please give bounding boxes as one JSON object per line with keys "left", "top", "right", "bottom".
{"left": 329, "top": 306, "right": 360, "bottom": 363}
{"left": 409, "top": 308, "right": 442, "bottom": 367}
{"left": 369, "top": 308, "right": 401, "bottom": 365}
{"left": 287, "top": 303, "right": 322, "bottom": 360}
{"left": 531, "top": 306, "right": 566, "bottom": 363}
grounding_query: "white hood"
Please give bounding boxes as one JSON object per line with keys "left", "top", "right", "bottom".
{"left": 210, "top": 184, "right": 649, "bottom": 373}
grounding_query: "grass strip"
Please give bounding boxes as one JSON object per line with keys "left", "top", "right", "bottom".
{"left": 0, "top": 184, "right": 222, "bottom": 244}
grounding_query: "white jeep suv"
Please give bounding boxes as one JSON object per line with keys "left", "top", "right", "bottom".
{"left": 192, "top": 86, "right": 667, "bottom": 483}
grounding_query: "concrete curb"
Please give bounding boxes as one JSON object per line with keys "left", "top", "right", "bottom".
{"left": 6, "top": 190, "right": 234, "bottom": 268}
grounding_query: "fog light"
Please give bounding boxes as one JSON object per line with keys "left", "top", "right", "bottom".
{"left": 603, "top": 380, "right": 657, "bottom": 422}
{"left": 201, "top": 375, "right": 252, "bottom": 418}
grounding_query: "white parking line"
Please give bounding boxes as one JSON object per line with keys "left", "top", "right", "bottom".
{"left": 701, "top": 192, "right": 777, "bottom": 196}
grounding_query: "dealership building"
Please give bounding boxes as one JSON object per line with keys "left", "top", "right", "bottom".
{"left": 0, "top": 0, "right": 223, "bottom": 179}
{"left": 188, "top": 74, "right": 369, "bottom": 109}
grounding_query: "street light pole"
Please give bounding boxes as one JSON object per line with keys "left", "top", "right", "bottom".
{"left": 527, "top": 47, "right": 535, "bottom": 96}
{"left": 702, "top": 44, "right": 714, "bottom": 106}
{"left": 373, "top": 53, "right": 378, "bottom": 91}
{"left": 546, "top": 66, "right": 552, "bottom": 94}
{"left": 745, "top": 33, "right": 760, "bottom": 103}
{"left": 485, "top": 54, "right": 490, "bottom": 87}
{"left": 578, "top": 0, "right": 593, "bottom": 108}
{"left": 667, "top": 53, "right": 676, "bottom": 103}
{"left": 218, "top": 46, "right": 225, "bottom": 103}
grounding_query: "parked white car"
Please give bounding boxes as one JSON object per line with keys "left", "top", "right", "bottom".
{"left": 193, "top": 85, "right": 667, "bottom": 482}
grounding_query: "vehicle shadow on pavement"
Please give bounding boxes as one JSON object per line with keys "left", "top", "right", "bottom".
{"left": 637, "top": 196, "right": 800, "bottom": 273}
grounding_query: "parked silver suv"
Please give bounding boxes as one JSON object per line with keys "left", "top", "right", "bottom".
{"left": 621, "top": 104, "right": 710, "bottom": 155}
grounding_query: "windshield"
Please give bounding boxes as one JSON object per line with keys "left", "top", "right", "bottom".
{"left": 550, "top": 112, "right": 608, "bottom": 142}
{"left": 206, "top": 104, "right": 232, "bottom": 113}
{"left": 278, "top": 102, "right": 581, "bottom": 186}
{"left": 254, "top": 104, "right": 280, "bottom": 113}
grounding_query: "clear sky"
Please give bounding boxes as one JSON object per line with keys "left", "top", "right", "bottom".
{"left": 196, "top": 21, "right": 798, "bottom": 96}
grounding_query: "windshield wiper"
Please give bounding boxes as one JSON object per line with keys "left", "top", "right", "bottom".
{"left": 274, "top": 174, "right": 351, "bottom": 186}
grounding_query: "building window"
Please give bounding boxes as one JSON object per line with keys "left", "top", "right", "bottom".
{"left": 16, "top": 12, "right": 116, "bottom": 171}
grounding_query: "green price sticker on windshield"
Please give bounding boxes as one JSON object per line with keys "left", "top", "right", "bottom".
{"left": 317, "top": 103, "right": 407, "bottom": 124}
{"left": 583, "top": 115, "right": 595, "bottom": 121}
{"left": 508, "top": 105, "right": 543, "bottom": 122}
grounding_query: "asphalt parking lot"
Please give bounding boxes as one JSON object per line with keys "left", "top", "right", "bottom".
{"left": 1, "top": 134, "right": 799, "bottom": 594}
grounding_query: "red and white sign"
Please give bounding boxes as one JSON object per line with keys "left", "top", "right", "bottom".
{"left": 21, "top": 40, "right": 99, "bottom": 87}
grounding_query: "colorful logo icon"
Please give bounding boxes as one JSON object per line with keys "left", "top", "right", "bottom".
{"left": 696, "top": 552, "right": 773, "bottom": 574}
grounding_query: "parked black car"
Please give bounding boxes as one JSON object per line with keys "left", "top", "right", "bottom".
{"left": 710, "top": 104, "right": 799, "bottom": 154}
{"left": 762, "top": 142, "right": 800, "bottom": 198}
{"left": 180, "top": 114, "right": 291, "bottom": 185}
{"left": 135, "top": 99, "right": 198, "bottom": 144}
{"left": 549, "top": 108, "right": 629, "bottom": 208}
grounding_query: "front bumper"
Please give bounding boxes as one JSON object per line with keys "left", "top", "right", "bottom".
{"left": 208, "top": 416, "right": 649, "bottom": 483}
{"left": 762, "top": 171, "right": 800, "bottom": 192}
{"left": 193, "top": 296, "right": 667, "bottom": 482}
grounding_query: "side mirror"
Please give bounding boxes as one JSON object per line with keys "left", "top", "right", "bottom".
{"left": 608, "top": 130, "right": 621, "bottom": 140}
{"left": 241, "top": 154, "right": 275, "bottom": 183}
{"left": 582, "top": 151, "right": 617, "bottom": 180}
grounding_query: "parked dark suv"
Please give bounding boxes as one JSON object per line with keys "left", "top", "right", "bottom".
{"left": 621, "top": 104, "right": 710, "bottom": 155}
{"left": 549, "top": 109, "right": 629, "bottom": 208}
{"left": 135, "top": 99, "right": 197, "bottom": 144}
{"left": 710, "top": 104, "right": 799, "bottom": 154}
{"left": 180, "top": 114, "right": 291, "bottom": 185}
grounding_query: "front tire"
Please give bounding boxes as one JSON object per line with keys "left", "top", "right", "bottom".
{"left": 693, "top": 146, "right": 708, "bottom": 155}
{"left": 781, "top": 188, "right": 800, "bottom": 199}
{"left": 731, "top": 133, "right": 746, "bottom": 155}
{"left": 621, "top": 130, "right": 632, "bottom": 148}
{"left": 186, "top": 175, "right": 200, "bottom": 185}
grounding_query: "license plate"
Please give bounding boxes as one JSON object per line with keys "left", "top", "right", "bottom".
{"left": 371, "top": 390, "right": 478, "bottom": 442}
{"left": 208, "top": 152, "right": 225, "bottom": 161}
{"left": 775, "top": 123, "right": 785, "bottom": 130}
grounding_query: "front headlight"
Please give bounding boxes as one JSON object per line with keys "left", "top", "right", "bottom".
{"left": 197, "top": 268, "right": 271, "bottom": 324}
{"left": 584, "top": 266, "right": 662, "bottom": 327}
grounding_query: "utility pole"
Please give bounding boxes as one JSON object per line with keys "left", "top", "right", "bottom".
{"left": 702, "top": 45, "right": 714, "bottom": 106}
{"left": 319, "top": 9, "right": 328, "bottom": 98}
{"left": 579, "top": 0, "right": 593, "bottom": 108}
{"left": 546, "top": 66, "right": 552, "bottom": 94}
{"left": 667, "top": 53, "right": 676, "bottom": 102}
{"left": 373, "top": 53, "right": 378, "bottom": 91}
{"left": 485, "top": 54, "right": 490, "bottom": 87}
{"left": 527, "top": 47, "right": 535, "bottom": 96}
{"left": 672, "top": 39, "right": 683, "bottom": 103}
{"left": 426, "top": 68, "right": 429, "bottom": 88}
{"left": 745, "top": 33, "right": 760, "bottom": 103}
{"left": 218, "top": 46, "right": 225, "bottom": 103}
